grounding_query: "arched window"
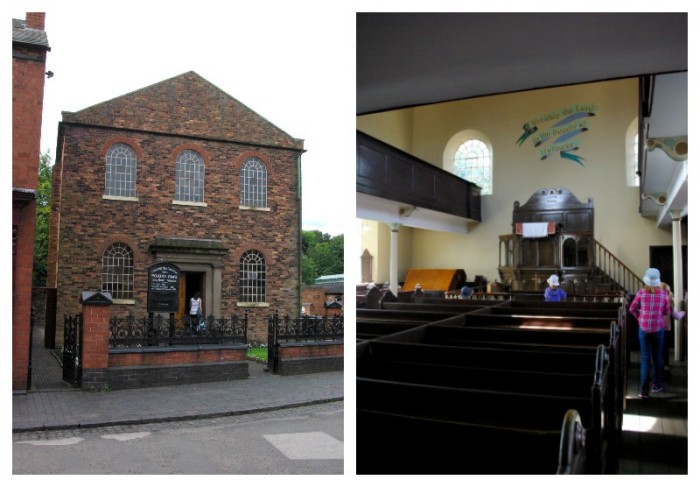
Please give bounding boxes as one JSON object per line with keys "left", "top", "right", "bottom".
{"left": 443, "top": 130, "right": 493, "bottom": 195}
{"left": 626, "top": 118, "right": 640, "bottom": 187}
{"left": 105, "top": 143, "right": 137, "bottom": 197}
{"left": 102, "top": 242, "right": 134, "bottom": 301}
{"left": 454, "top": 139, "right": 492, "bottom": 194}
{"left": 240, "top": 250, "right": 266, "bottom": 302}
{"left": 175, "top": 149, "right": 205, "bottom": 202}
{"left": 240, "top": 157, "right": 268, "bottom": 207}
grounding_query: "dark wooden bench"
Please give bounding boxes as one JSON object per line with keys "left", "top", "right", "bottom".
{"left": 356, "top": 308, "right": 457, "bottom": 340}
{"left": 381, "top": 299, "right": 497, "bottom": 313}
{"left": 357, "top": 407, "right": 574, "bottom": 474}
{"left": 419, "top": 321, "right": 613, "bottom": 350}
{"left": 356, "top": 285, "right": 381, "bottom": 309}
{"left": 357, "top": 321, "right": 619, "bottom": 474}
{"left": 469, "top": 291, "right": 626, "bottom": 303}
{"left": 357, "top": 343, "right": 609, "bottom": 474}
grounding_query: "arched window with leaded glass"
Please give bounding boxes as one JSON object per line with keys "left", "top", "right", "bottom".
{"left": 175, "top": 149, "right": 205, "bottom": 203}
{"left": 240, "top": 250, "right": 266, "bottom": 303}
{"left": 101, "top": 242, "right": 134, "bottom": 301}
{"left": 453, "top": 139, "right": 493, "bottom": 195}
{"left": 105, "top": 143, "right": 137, "bottom": 197}
{"left": 240, "top": 157, "right": 268, "bottom": 208}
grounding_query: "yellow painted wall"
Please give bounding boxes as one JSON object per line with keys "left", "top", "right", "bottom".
{"left": 358, "top": 219, "right": 413, "bottom": 286}
{"left": 358, "top": 79, "right": 677, "bottom": 285}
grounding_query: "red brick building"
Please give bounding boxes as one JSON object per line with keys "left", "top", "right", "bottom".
{"left": 301, "top": 281, "right": 344, "bottom": 317}
{"left": 12, "top": 13, "right": 50, "bottom": 392}
{"left": 48, "top": 71, "right": 304, "bottom": 343}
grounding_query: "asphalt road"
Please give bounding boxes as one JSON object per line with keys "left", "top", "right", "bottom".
{"left": 13, "top": 401, "right": 344, "bottom": 475}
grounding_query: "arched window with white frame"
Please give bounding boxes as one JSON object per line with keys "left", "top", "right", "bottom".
{"left": 101, "top": 242, "right": 134, "bottom": 301}
{"left": 443, "top": 130, "right": 493, "bottom": 195}
{"left": 105, "top": 143, "right": 137, "bottom": 197}
{"left": 240, "top": 157, "right": 268, "bottom": 208}
{"left": 175, "top": 149, "right": 205, "bottom": 203}
{"left": 239, "top": 250, "right": 266, "bottom": 303}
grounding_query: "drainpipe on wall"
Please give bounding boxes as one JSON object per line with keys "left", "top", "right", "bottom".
{"left": 296, "top": 152, "right": 303, "bottom": 315}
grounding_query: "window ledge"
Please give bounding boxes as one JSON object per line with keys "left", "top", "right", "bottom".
{"left": 239, "top": 206, "right": 270, "bottom": 212}
{"left": 112, "top": 299, "right": 136, "bottom": 305}
{"left": 103, "top": 195, "right": 139, "bottom": 202}
{"left": 172, "top": 200, "right": 208, "bottom": 207}
{"left": 236, "top": 302, "right": 270, "bottom": 308}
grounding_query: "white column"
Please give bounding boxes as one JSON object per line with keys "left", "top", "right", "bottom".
{"left": 671, "top": 210, "right": 685, "bottom": 361}
{"left": 387, "top": 223, "right": 401, "bottom": 295}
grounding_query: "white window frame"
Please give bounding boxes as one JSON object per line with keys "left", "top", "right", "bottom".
{"left": 240, "top": 157, "right": 268, "bottom": 209}
{"left": 238, "top": 250, "right": 267, "bottom": 305}
{"left": 104, "top": 143, "right": 138, "bottom": 200}
{"left": 101, "top": 242, "right": 135, "bottom": 304}
{"left": 443, "top": 130, "right": 493, "bottom": 195}
{"left": 174, "top": 149, "right": 206, "bottom": 205}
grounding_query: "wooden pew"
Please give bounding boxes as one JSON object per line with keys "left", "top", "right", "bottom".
{"left": 489, "top": 299, "right": 628, "bottom": 417}
{"left": 463, "top": 300, "right": 626, "bottom": 467}
{"left": 356, "top": 308, "right": 457, "bottom": 340}
{"left": 381, "top": 299, "right": 498, "bottom": 314}
{"left": 357, "top": 339, "right": 609, "bottom": 474}
{"left": 356, "top": 285, "right": 381, "bottom": 309}
{"left": 357, "top": 317, "right": 619, "bottom": 474}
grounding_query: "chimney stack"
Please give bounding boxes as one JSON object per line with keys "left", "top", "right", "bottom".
{"left": 26, "top": 12, "right": 46, "bottom": 30}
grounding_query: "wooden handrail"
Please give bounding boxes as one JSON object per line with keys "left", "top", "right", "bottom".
{"left": 594, "top": 240, "right": 644, "bottom": 294}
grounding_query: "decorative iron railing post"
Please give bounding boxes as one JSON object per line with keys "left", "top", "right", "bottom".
{"left": 267, "top": 311, "right": 279, "bottom": 373}
{"left": 243, "top": 309, "right": 249, "bottom": 344}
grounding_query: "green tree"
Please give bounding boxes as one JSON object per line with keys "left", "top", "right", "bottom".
{"left": 301, "top": 230, "right": 343, "bottom": 285}
{"left": 301, "top": 254, "right": 319, "bottom": 285}
{"left": 33, "top": 150, "right": 52, "bottom": 287}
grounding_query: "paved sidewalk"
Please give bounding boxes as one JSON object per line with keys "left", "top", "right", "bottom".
{"left": 13, "top": 325, "right": 344, "bottom": 433}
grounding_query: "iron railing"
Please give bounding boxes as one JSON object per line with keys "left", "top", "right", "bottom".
{"left": 109, "top": 312, "right": 248, "bottom": 348}
{"left": 268, "top": 312, "right": 344, "bottom": 343}
{"left": 63, "top": 313, "right": 83, "bottom": 386}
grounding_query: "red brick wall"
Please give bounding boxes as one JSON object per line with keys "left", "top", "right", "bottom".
{"left": 12, "top": 46, "right": 46, "bottom": 190}
{"left": 301, "top": 286, "right": 326, "bottom": 315}
{"left": 52, "top": 74, "right": 302, "bottom": 345}
{"left": 301, "top": 286, "right": 344, "bottom": 316}
{"left": 81, "top": 304, "right": 111, "bottom": 370}
{"left": 109, "top": 348, "right": 246, "bottom": 367}
{"left": 279, "top": 343, "right": 344, "bottom": 358}
{"left": 12, "top": 202, "right": 37, "bottom": 390}
{"left": 12, "top": 12, "right": 48, "bottom": 391}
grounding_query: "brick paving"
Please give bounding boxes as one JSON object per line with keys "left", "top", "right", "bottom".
{"left": 14, "top": 325, "right": 344, "bottom": 433}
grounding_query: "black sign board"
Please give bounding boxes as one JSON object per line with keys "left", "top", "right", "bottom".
{"left": 148, "top": 262, "right": 180, "bottom": 313}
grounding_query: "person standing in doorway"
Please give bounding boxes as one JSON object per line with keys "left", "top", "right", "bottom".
{"left": 629, "top": 268, "right": 670, "bottom": 398}
{"left": 189, "top": 291, "right": 204, "bottom": 330}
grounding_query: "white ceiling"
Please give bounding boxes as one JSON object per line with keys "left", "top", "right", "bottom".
{"left": 357, "top": 12, "right": 688, "bottom": 228}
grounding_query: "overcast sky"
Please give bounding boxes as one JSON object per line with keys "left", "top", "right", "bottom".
{"left": 11, "top": 1, "right": 356, "bottom": 237}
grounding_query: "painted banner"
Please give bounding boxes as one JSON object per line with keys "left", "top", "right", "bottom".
{"left": 517, "top": 103, "right": 598, "bottom": 166}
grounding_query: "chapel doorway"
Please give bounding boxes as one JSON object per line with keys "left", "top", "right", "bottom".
{"left": 177, "top": 272, "right": 205, "bottom": 320}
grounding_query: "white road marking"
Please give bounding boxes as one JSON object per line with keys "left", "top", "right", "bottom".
{"left": 101, "top": 432, "right": 151, "bottom": 441}
{"left": 17, "top": 437, "right": 84, "bottom": 446}
{"left": 263, "top": 431, "right": 343, "bottom": 459}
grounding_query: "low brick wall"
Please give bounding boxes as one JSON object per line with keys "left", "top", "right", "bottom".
{"left": 107, "top": 344, "right": 249, "bottom": 389}
{"left": 276, "top": 341, "right": 343, "bottom": 376}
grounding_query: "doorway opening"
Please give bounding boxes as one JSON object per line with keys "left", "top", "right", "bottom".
{"left": 178, "top": 272, "right": 205, "bottom": 319}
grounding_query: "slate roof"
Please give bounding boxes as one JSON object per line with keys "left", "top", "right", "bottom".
{"left": 61, "top": 71, "right": 304, "bottom": 150}
{"left": 12, "top": 18, "right": 50, "bottom": 49}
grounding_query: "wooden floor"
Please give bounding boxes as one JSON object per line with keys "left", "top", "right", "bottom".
{"left": 617, "top": 350, "right": 688, "bottom": 474}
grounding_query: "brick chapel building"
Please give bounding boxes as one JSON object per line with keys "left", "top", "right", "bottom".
{"left": 47, "top": 71, "right": 305, "bottom": 344}
{"left": 12, "top": 13, "right": 50, "bottom": 392}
